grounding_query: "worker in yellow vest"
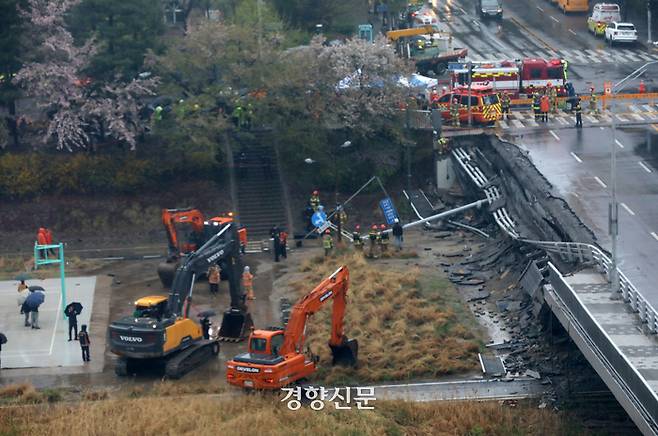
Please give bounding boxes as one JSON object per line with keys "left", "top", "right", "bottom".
{"left": 323, "top": 230, "right": 333, "bottom": 257}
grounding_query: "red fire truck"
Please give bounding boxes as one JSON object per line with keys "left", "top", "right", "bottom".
{"left": 449, "top": 58, "right": 568, "bottom": 97}
{"left": 432, "top": 84, "right": 502, "bottom": 125}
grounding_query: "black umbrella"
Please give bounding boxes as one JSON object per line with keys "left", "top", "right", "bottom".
{"left": 0, "top": 333, "right": 6, "bottom": 345}
{"left": 65, "top": 302, "right": 83, "bottom": 316}
{"left": 197, "top": 309, "right": 217, "bottom": 318}
{"left": 28, "top": 285, "right": 45, "bottom": 293}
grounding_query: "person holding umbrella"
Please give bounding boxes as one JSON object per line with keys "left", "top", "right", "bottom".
{"left": 65, "top": 302, "right": 83, "bottom": 341}
{"left": 0, "top": 332, "right": 6, "bottom": 369}
{"left": 25, "top": 286, "right": 45, "bottom": 329}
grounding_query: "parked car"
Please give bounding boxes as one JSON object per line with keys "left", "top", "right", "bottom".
{"left": 477, "top": 0, "right": 503, "bottom": 19}
{"left": 605, "top": 21, "right": 638, "bottom": 45}
{"left": 588, "top": 3, "right": 621, "bottom": 37}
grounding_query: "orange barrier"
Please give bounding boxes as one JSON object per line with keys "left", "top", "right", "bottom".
{"left": 510, "top": 92, "right": 658, "bottom": 107}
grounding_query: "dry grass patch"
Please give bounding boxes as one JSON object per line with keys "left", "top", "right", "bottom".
{"left": 293, "top": 253, "right": 483, "bottom": 384}
{"left": 0, "top": 383, "right": 44, "bottom": 405}
{"left": 0, "top": 395, "right": 582, "bottom": 436}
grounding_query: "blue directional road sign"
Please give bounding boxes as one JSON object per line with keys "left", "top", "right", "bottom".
{"left": 379, "top": 197, "right": 399, "bottom": 225}
{"left": 311, "top": 210, "right": 327, "bottom": 228}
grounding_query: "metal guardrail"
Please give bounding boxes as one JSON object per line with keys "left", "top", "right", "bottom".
{"left": 452, "top": 147, "right": 658, "bottom": 334}
{"left": 549, "top": 264, "right": 658, "bottom": 434}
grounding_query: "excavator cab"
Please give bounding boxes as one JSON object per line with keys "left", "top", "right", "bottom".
{"left": 248, "top": 328, "right": 285, "bottom": 356}
{"left": 133, "top": 296, "right": 168, "bottom": 321}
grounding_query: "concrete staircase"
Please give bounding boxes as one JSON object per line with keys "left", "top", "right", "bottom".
{"left": 232, "top": 131, "right": 288, "bottom": 242}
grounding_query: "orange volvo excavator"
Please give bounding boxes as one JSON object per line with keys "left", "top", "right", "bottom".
{"left": 226, "top": 265, "right": 358, "bottom": 389}
{"left": 157, "top": 208, "right": 245, "bottom": 287}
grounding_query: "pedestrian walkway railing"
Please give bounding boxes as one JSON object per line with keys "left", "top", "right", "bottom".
{"left": 452, "top": 146, "right": 658, "bottom": 334}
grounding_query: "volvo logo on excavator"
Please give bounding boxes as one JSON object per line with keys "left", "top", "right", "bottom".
{"left": 319, "top": 290, "right": 333, "bottom": 302}
{"left": 120, "top": 335, "right": 143, "bottom": 343}
{"left": 207, "top": 249, "right": 225, "bottom": 263}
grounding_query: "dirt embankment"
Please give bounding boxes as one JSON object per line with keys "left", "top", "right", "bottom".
{"left": 0, "top": 180, "right": 232, "bottom": 254}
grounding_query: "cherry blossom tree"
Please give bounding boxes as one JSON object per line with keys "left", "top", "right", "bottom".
{"left": 13, "top": 0, "right": 157, "bottom": 150}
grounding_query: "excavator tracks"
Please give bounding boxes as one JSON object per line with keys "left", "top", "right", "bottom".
{"left": 165, "top": 340, "right": 220, "bottom": 379}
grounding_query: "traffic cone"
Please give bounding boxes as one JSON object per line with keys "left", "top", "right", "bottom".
{"left": 639, "top": 80, "right": 646, "bottom": 94}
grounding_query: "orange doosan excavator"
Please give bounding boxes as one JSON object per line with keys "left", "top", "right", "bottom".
{"left": 157, "top": 208, "right": 246, "bottom": 287}
{"left": 226, "top": 265, "right": 358, "bottom": 389}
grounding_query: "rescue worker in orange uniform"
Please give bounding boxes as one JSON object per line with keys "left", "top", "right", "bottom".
{"left": 37, "top": 228, "right": 48, "bottom": 257}
{"left": 540, "top": 94, "right": 550, "bottom": 122}
{"left": 243, "top": 266, "right": 255, "bottom": 300}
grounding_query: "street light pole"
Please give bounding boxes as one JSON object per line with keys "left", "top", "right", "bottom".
{"left": 609, "top": 60, "right": 658, "bottom": 297}
{"left": 649, "top": 0, "right": 653, "bottom": 45}
{"left": 334, "top": 141, "right": 352, "bottom": 242}
{"left": 467, "top": 61, "right": 473, "bottom": 127}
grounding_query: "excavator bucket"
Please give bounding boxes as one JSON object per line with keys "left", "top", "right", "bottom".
{"left": 218, "top": 308, "right": 254, "bottom": 342}
{"left": 157, "top": 260, "right": 178, "bottom": 288}
{"left": 330, "top": 338, "right": 358, "bottom": 367}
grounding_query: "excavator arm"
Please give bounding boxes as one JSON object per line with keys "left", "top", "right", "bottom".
{"left": 280, "top": 266, "right": 358, "bottom": 365}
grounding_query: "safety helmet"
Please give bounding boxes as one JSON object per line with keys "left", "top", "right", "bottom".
{"left": 313, "top": 190, "right": 319, "bottom": 195}
{"left": 244, "top": 266, "right": 250, "bottom": 272}
{"left": 394, "top": 218, "right": 399, "bottom": 223}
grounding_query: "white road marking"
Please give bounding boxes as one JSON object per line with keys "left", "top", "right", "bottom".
{"left": 537, "top": 6, "right": 544, "bottom": 12}
{"left": 639, "top": 161, "right": 653, "bottom": 173}
{"left": 629, "top": 104, "right": 641, "bottom": 113}
{"left": 600, "top": 126, "right": 606, "bottom": 130}
{"left": 632, "top": 113, "right": 646, "bottom": 121}
{"left": 499, "top": 120, "right": 509, "bottom": 129}
{"left": 556, "top": 117, "right": 568, "bottom": 125}
{"left": 550, "top": 16, "right": 559, "bottom": 23}
{"left": 651, "top": 232, "right": 658, "bottom": 241}
{"left": 549, "top": 130, "right": 560, "bottom": 141}
{"left": 570, "top": 152, "right": 583, "bottom": 163}
{"left": 615, "top": 139, "right": 625, "bottom": 148}
{"left": 594, "top": 176, "right": 607, "bottom": 188}
{"left": 620, "top": 202, "right": 636, "bottom": 216}
{"left": 569, "top": 29, "right": 577, "bottom": 35}
{"left": 512, "top": 119, "right": 524, "bottom": 128}
{"left": 48, "top": 290, "right": 62, "bottom": 358}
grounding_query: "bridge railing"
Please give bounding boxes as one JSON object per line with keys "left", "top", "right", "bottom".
{"left": 451, "top": 146, "right": 658, "bottom": 334}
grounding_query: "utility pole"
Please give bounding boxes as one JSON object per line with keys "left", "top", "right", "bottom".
{"left": 467, "top": 61, "right": 473, "bottom": 127}
{"left": 649, "top": 0, "right": 653, "bottom": 45}
{"left": 608, "top": 88, "right": 620, "bottom": 297}
{"left": 608, "top": 61, "right": 658, "bottom": 298}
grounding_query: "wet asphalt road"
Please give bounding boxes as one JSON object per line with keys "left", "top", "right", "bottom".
{"left": 428, "top": 0, "right": 658, "bottom": 93}
{"left": 502, "top": 124, "right": 658, "bottom": 306}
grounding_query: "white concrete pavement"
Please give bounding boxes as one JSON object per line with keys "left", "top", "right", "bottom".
{"left": 0, "top": 277, "right": 96, "bottom": 369}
